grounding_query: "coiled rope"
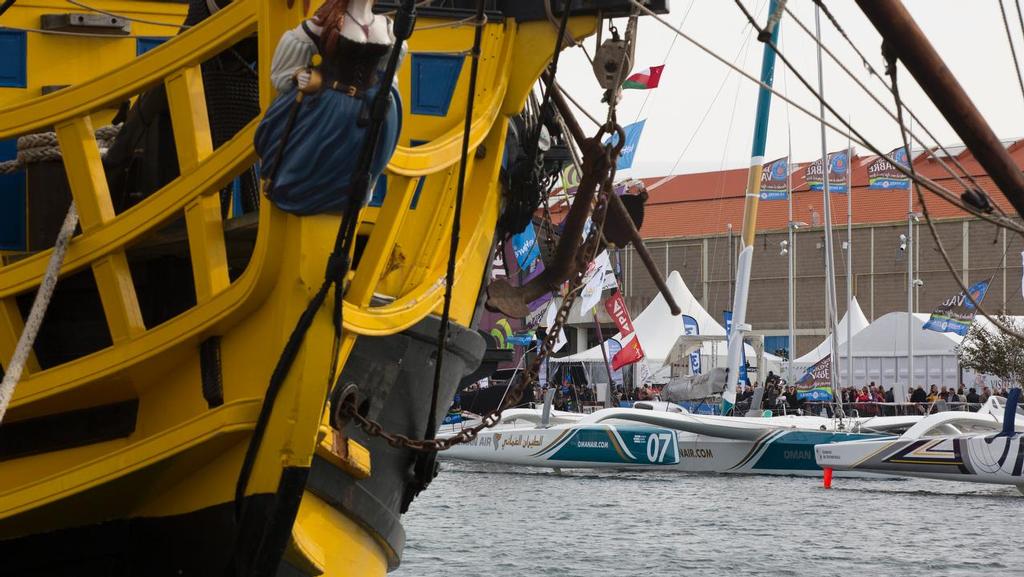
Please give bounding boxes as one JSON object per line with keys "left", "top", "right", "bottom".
{"left": 0, "top": 124, "right": 120, "bottom": 174}
{"left": 0, "top": 124, "right": 119, "bottom": 423}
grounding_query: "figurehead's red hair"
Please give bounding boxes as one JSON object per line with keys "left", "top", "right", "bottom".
{"left": 312, "top": 0, "right": 351, "bottom": 56}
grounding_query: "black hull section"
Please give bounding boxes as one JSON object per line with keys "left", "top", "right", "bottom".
{"left": 0, "top": 315, "right": 484, "bottom": 576}
{"left": 0, "top": 491, "right": 291, "bottom": 577}
{"left": 334, "top": 314, "right": 485, "bottom": 567}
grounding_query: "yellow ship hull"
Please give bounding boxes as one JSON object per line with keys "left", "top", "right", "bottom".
{"left": 0, "top": 0, "right": 661, "bottom": 573}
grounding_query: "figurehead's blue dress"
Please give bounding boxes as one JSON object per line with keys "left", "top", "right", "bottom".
{"left": 255, "top": 33, "right": 402, "bottom": 215}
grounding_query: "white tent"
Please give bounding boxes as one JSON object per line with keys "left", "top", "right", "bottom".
{"left": 792, "top": 296, "right": 870, "bottom": 368}
{"left": 551, "top": 271, "right": 783, "bottom": 383}
{"left": 832, "top": 311, "right": 963, "bottom": 400}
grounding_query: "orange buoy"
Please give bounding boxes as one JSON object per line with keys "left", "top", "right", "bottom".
{"left": 823, "top": 467, "right": 833, "bottom": 489}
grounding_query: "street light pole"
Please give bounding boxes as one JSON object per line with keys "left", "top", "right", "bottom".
{"left": 907, "top": 208, "right": 914, "bottom": 401}
{"left": 786, "top": 134, "right": 795, "bottom": 385}
{"left": 786, "top": 220, "right": 806, "bottom": 386}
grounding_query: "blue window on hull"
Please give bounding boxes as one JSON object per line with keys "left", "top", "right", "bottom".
{"left": 136, "top": 37, "right": 170, "bottom": 56}
{"left": 409, "top": 53, "right": 464, "bottom": 117}
{"left": 0, "top": 30, "right": 27, "bottom": 88}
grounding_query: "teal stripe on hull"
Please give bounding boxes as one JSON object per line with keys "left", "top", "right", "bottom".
{"left": 752, "top": 431, "right": 888, "bottom": 471}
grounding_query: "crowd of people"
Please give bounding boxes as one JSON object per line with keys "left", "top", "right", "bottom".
{"left": 732, "top": 371, "right": 1011, "bottom": 416}
{"left": 475, "top": 365, "right": 1014, "bottom": 417}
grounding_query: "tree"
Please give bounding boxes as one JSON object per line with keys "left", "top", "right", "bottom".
{"left": 957, "top": 315, "right": 1024, "bottom": 387}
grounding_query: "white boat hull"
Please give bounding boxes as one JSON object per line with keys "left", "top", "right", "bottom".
{"left": 815, "top": 397, "right": 1024, "bottom": 488}
{"left": 817, "top": 433, "right": 1024, "bottom": 486}
{"left": 440, "top": 407, "right": 912, "bottom": 477}
{"left": 441, "top": 423, "right": 682, "bottom": 469}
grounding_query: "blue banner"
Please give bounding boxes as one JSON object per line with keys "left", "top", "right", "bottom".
{"left": 682, "top": 315, "right": 702, "bottom": 375}
{"left": 603, "top": 119, "right": 646, "bottom": 170}
{"left": 923, "top": 279, "right": 991, "bottom": 336}
{"left": 759, "top": 156, "right": 789, "bottom": 201}
{"left": 606, "top": 338, "right": 623, "bottom": 385}
{"left": 796, "top": 356, "right": 833, "bottom": 401}
{"left": 511, "top": 223, "right": 541, "bottom": 270}
{"left": 868, "top": 146, "right": 910, "bottom": 190}
{"left": 723, "top": 311, "right": 748, "bottom": 384}
{"left": 506, "top": 333, "right": 535, "bottom": 346}
{"left": 806, "top": 149, "right": 850, "bottom": 193}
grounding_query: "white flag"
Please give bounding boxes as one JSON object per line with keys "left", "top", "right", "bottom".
{"left": 579, "top": 251, "right": 611, "bottom": 313}
{"left": 637, "top": 358, "right": 652, "bottom": 385}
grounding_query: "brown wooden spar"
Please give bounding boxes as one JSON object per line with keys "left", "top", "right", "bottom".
{"left": 855, "top": 0, "right": 1024, "bottom": 217}
{"left": 547, "top": 79, "right": 682, "bottom": 316}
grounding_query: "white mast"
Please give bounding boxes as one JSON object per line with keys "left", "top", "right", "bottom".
{"left": 814, "top": 4, "right": 841, "bottom": 398}
{"left": 846, "top": 124, "right": 853, "bottom": 391}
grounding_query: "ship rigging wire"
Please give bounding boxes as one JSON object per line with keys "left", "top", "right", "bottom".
{"left": 999, "top": 0, "right": 1024, "bottom": 109}
{"left": 784, "top": 3, "right": 988, "bottom": 202}
{"left": 628, "top": 0, "right": 1024, "bottom": 237}
{"left": 888, "top": 58, "right": 1024, "bottom": 341}
{"left": 425, "top": 0, "right": 487, "bottom": 447}
{"left": 741, "top": 0, "right": 1024, "bottom": 339}
{"left": 629, "top": 0, "right": 696, "bottom": 124}
{"left": 732, "top": 0, "right": 1024, "bottom": 233}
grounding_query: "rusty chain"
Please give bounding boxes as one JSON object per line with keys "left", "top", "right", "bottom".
{"left": 339, "top": 123, "right": 624, "bottom": 453}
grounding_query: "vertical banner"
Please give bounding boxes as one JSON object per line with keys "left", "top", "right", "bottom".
{"left": 796, "top": 356, "right": 834, "bottom": 401}
{"left": 724, "top": 311, "right": 748, "bottom": 385}
{"left": 604, "top": 291, "right": 636, "bottom": 338}
{"left": 510, "top": 222, "right": 540, "bottom": 270}
{"left": 682, "top": 315, "right": 702, "bottom": 375}
{"left": 603, "top": 120, "right": 647, "bottom": 170}
{"left": 922, "top": 279, "right": 991, "bottom": 336}
{"left": 805, "top": 148, "right": 850, "bottom": 193}
{"left": 605, "top": 339, "right": 623, "bottom": 385}
{"left": 867, "top": 146, "right": 910, "bottom": 189}
{"left": 759, "top": 156, "right": 789, "bottom": 201}
{"left": 606, "top": 290, "right": 645, "bottom": 371}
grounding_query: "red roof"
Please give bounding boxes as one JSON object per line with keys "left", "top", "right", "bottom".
{"left": 552, "top": 142, "right": 1024, "bottom": 239}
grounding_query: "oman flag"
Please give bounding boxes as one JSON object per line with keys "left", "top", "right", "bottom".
{"left": 611, "top": 336, "right": 645, "bottom": 370}
{"left": 622, "top": 65, "right": 665, "bottom": 90}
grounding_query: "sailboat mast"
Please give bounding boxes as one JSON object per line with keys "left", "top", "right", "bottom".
{"left": 814, "top": 4, "right": 842, "bottom": 398}
{"left": 722, "top": 0, "right": 782, "bottom": 414}
{"left": 846, "top": 125, "right": 853, "bottom": 390}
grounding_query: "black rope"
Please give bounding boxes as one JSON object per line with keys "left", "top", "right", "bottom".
{"left": 727, "top": 0, "right": 1009, "bottom": 231}
{"left": 888, "top": 52, "right": 1024, "bottom": 342}
{"left": 405, "top": 0, "right": 486, "bottom": 510}
{"left": 232, "top": 0, "right": 417, "bottom": 530}
{"left": 0, "top": 0, "right": 15, "bottom": 17}
{"left": 424, "top": 0, "right": 486, "bottom": 441}
{"left": 999, "top": 0, "right": 1024, "bottom": 108}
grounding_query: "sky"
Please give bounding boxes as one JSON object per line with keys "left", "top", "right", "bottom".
{"left": 553, "top": 0, "right": 1024, "bottom": 179}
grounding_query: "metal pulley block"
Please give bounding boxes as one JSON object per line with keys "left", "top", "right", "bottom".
{"left": 592, "top": 30, "right": 633, "bottom": 90}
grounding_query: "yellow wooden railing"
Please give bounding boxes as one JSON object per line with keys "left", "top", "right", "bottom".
{"left": 0, "top": 0, "right": 596, "bottom": 419}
